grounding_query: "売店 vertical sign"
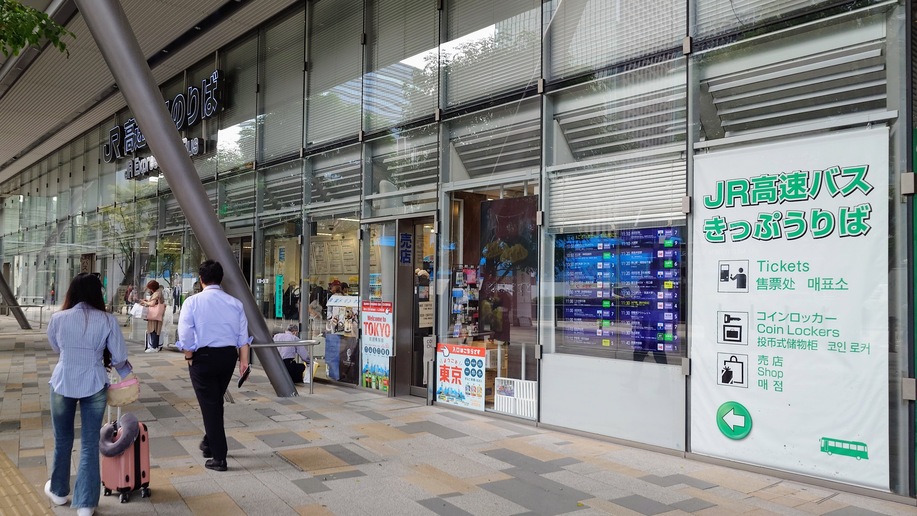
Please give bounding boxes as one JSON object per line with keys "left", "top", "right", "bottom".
{"left": 399, "top": 233, "right": 413, "bottom": 265}
{"left": 690, "top": 128, "right": 889, "bottom": 490}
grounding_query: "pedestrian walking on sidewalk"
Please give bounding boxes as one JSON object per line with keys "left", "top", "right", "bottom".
{"left": 45, "top": 273, "right": 133, "bottom": 516}
{"left": 172, "top": 284, "right": 181, "bottom": 314}
{"left": 176, "top": 260, "right": 251, "bottom": 472}
{"left": 141, "top": 280, "right": 165, "bottom": 352}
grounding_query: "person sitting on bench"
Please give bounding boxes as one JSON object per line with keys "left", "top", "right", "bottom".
{"left": 274, "top": 323, "right": 310, "bottom": 383}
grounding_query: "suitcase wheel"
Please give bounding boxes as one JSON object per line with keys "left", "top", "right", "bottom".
{"left": 140, "top": 487, "right": 151, "bottom": 498}
{"left": 103, "top": 488, "right": 112, "bottom": 496}
{"left": 119, "top": 492, "right": 129, "bottom": 503}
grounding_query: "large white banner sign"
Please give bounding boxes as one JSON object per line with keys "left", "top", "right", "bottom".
{"left": 691, "top": 128, "right": 889, "bottom": 489}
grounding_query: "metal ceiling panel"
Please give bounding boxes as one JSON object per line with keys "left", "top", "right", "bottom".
{"left": 0, "top": 0, "right": 298, "bottom": 186}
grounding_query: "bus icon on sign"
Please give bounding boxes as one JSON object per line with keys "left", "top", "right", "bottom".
{"left": 819, "top": 437, "right": 869, "bottom": 460}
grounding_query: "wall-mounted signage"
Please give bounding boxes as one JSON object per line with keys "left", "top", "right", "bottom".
{"left": 275, "top": 274, "right": 284, "bottom": 319}
{"left": 122, "top": 138, "right": 204, "bottom": 180}
{"left": 690, "top": 128, "right": 889, "bottom": 490}
{"left": 399, "top": 232, "right": 413, "bottom": 265}
{"left": 165, "top": 69, "right": 222, "bottom": 132}
{"left": 103, "top": 69, "right": 223, "bottom": 178}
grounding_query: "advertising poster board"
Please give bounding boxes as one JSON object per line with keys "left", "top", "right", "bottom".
{"left": 324, "top": 295, "right": 360, "bottom": 383}
{"left": 360, "top": 301, "right": 393, "bottom": 391}
{"left": 691, "top": 128, "right": 889, "bottom": 489}
{"left": 418, "top": 301, "right": 434, "bottom": 328}
{"left": 341, "top": 240, "right": 358, "bottom": 271}
{"left": 328, "top": 241, "right": 344, "bottom": 270}
{"left": 435, "top": 343, "right": 486, "bottom": 411}
{"left": 311, "top": 241, "right": 327, "bottom": 273}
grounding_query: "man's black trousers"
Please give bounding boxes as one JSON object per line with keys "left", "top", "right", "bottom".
{"left": 283, "top": 358, "right": 306, "bottom": 383}
{"left": 189, "top": 346, "right": 238, "bottom": 462}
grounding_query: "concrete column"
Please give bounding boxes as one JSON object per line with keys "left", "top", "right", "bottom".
{"left": 74, "top": 0, "right": 296, "bottom": 397}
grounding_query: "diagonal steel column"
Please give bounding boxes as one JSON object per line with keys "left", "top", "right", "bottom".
{"left": 74, "top": 0, "right": 296, "bottom": 397}
{"left": 0, "top": 273, "right": 31, "bottom": 330}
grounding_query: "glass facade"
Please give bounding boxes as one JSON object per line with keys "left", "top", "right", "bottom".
{"left": 0, "top": 0, "right": 912, "bottom": 497}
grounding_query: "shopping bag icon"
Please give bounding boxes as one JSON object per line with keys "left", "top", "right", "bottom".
{"left": 721, "top": 355, "right": 745, "bottom": 385}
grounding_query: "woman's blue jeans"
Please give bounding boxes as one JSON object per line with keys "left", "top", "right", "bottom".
{"left": 49, "top": 386, "right": 107, "bottom": 509}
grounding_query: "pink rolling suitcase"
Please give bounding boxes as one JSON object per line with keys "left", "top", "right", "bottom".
{"left": 100, "top": 408, "right": 151, "bottom": 503}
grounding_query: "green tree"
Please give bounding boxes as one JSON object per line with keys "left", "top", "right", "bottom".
{"left": 153, "top": 235, "right": 182, "bottom": 289}
{"left": 0, "top": 0, "right": 74, "bottom": 57}
{"left": 89, "top": 184, "right": 156, "bottom": 287}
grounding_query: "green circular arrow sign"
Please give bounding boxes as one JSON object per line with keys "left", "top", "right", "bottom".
{"left": 716, "top": 401, "right": 752, "bottom": 440}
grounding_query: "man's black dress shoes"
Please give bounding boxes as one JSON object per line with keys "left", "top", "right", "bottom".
{"left": 205, "top": 459, "right": 227, "bottom": 471}
{"left": 199, "top": 440, "right": 212, "bottom": 458}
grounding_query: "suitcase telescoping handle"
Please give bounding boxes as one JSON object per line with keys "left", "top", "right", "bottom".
{"left": 107, "top": 405, "right": 122, "bottom": 430}
{"left": 107, "top": 371, "right": 122, "bottom": 429}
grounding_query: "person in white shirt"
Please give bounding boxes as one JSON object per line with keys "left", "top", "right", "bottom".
{"left": 176, "top": 260, "right": 251, "bottom": 472}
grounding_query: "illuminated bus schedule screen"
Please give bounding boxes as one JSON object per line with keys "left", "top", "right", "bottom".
{"left": 555, "top": 227, "right": 682, "bottom": 353}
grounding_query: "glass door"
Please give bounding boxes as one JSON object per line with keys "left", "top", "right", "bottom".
{"left": 444, "top": 186, "right": 540, "bottom": 416}
{"left": 261, "top": 222, "right": 302, "bottom": 324}
{"left": 409, "top": 218, "right": 435, "bottom": 397}
{"left": 364, "top": 221, "right": 396, "bottom": 392}
{"left": 228, "top": 235, "right": 253, "bottom": 289}
{"left": 308, "top": 215, "right": 361, "bottom": 384}
{"left": 364, "top": 217, "right": 435, "bottom": 397}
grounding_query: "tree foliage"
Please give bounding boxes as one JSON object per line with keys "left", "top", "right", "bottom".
{"left": 86, "top": 183, "right": 156, "bottom": 286}
{"left": 0, "top": 0, "right": 73, "bottom": 57}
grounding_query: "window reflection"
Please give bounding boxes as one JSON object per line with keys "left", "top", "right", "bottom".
{"left": 307, "top": 0, "right": 363, "bottom": 147}
{"left": 364, "top": 0, "right": 438, "bottom": 131}
{"left": 368, "top": 125, "right": 438, "bottom": 217}
{"left": 218, "top": 37, "right": 258, "bottom": 173}
{"left": 442, "top": 0, "right": 541, "bottom": 107}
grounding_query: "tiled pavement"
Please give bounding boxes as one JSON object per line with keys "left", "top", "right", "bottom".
{"left": 0, "top": 315, "right": 915, "bottom": 515}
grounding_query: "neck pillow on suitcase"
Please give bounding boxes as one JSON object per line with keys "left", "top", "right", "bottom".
{"left": 99, "top": 412, "right": 140, "bottom": 457}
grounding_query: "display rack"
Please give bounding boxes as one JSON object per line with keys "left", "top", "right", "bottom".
{"left": 449, "top": 265, "right": 480, "bottom": 338}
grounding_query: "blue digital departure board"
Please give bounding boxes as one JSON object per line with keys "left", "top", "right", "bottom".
{"left": 555, "top": 227, "right": 683, "bottom": 353}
